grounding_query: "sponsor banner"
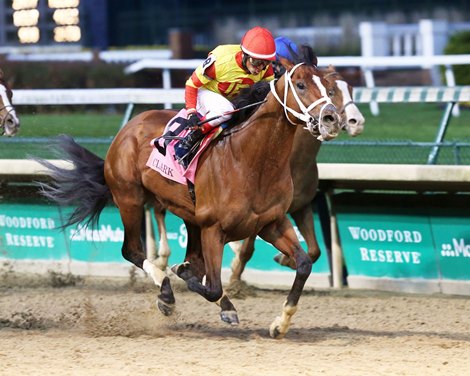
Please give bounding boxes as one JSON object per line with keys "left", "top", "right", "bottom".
{"left": 0, "top": 203, "right": 69, "bottom": 260}
{"left": 430, "top": 215, "right": 470, "bottom": 280}
{"left": 64, "top": 207, "right": 125, "bottom": 263}
{"left": 156, "top": 213, "right": 330, "bottom": 274}
{"left": 0, "top": 202, "right": 330, "bottom": 275}
{"left": 337, "top": 212, "right": 439, "bottom": 279}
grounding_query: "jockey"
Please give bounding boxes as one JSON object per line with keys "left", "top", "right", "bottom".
{"left": 273, "top": 36, "right": 300, "bottom": 78}
{"left": 174, "top": 26, "right": 276, "bottom": 167}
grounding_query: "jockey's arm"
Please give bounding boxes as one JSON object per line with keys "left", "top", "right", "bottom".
{"left": 185, "top": 56, "right": 217, "bottom": 114}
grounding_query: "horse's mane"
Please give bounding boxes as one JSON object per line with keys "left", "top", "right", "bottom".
{"left": 228, "top": 81, "right": 271, "bottom": 125}
{"left": 226, "top": 45, "right": 318, "bottom": 127}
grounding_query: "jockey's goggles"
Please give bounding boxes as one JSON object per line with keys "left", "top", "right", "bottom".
{"left": 249, "top": 57, "right": 270, "bottom": 69}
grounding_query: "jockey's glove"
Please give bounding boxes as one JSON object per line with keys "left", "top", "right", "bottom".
{"left": 187, "top": 113, "right": 200, "bottom": 130}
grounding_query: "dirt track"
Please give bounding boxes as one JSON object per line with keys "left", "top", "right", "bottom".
{"left": 1, "top": 271, "right": 469, "bottom": 376}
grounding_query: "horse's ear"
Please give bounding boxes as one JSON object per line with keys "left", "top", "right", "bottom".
{"left": 325, "top": 65, "right": 334, "bottom": 73}
{"left": 279, "top": 56, "right": 294, "bottom": 72}
{"left": 299, "top": 45, "right": 318, "bottom": 66}
{"left": 311, "top": 54, "right": 318, "bottom": 67}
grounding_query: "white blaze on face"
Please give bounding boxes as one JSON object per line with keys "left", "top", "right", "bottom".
{"left": 311, "top": 74, "right": 337, "bottom": 141}
{"left": 312, "top": 75, "right": 329, "bottom": 98}
{"left": 0, "top": 84, "right": 19, "bottom": 124}
{"left": 336, "top": 80, "right": 365, "bottom": 136}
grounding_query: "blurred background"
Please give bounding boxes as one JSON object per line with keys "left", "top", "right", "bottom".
{"left": 1, "top": 0, "right": 470, "bottom": 164}
{"left": 1, "top": 0, "right": 469, "bottom": 53}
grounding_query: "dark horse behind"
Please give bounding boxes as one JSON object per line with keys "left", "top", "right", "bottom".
{"left": 35, "top": 59, "right": 341, "bottom": 339}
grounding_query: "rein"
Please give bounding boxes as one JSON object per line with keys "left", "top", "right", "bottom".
{"left": 269, "top": 63, "right": 333, "bottom": 138}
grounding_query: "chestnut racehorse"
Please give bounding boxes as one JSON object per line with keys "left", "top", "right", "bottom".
{"left": 148, "top": 66, "right": 365, "bottom": 286}
{"left": 38, "top": 61, "right": 341, "bottom": 339}
{"left": 0, "top": 69, "right": 20, "bottom": 137}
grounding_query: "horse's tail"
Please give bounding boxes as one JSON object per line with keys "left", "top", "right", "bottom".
{"left": 33, "top": 135, "right": 112, "bottom": 229}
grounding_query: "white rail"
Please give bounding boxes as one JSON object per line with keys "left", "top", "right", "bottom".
{"left": 124, "top": 54, "right": 470, "bottom": 113}
{"left": 12, "top": 86, "right": 470, "bottom": 106}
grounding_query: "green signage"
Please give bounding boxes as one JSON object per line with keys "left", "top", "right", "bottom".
{"left": 0, "top": 203, "right": 69, "bottom": 260}
{"left": 156, "top": 212, "right": 330, "bottom": 274}
{"left": 0, "top": 202, "right": 330, "bottom": 276}
{"left": 64, "top": 206, "right": 125, "bottom": 263}
{"left": 430, "top": 215, "right": 470, "bottom": 280}
{"left": 337, "top": 211, "right": 439, "bottom": 279}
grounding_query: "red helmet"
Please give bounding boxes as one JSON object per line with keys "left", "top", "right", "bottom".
{"left": 240, "top": 26, "right": 276, "bottom": 61}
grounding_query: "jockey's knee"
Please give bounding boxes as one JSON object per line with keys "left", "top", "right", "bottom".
{"left": 210, "top": 113, "right": 233, "bottom": 127}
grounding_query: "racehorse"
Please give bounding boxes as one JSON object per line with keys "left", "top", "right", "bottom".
{"left": 37, "top": 61, "right": 341, "bottom": 339}
{"left": 0, "top": 69, "right": 20, "bottom": 137}
{"left": 228, "top": 66, "right": 365, "bottom": 284}
{"left": 147, "top": 66, "right": 365, "bottom": 285}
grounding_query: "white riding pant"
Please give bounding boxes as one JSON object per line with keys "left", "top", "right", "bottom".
{"left": 196, "top": 89, "right": 235, "bottom": 127}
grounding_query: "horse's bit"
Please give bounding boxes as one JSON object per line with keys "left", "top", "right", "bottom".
{"left": 269, "top": 63, "right": 334, "bottom": 139}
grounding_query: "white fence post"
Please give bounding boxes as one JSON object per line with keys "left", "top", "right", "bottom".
{"left": 359, "top": 22, "right": 386, "bottom": 115}
{"left": 359, "top": 22, "right": 389, "bottom": 57}
{"left": 162, "top": 68, "right": 172, "bottom": 109}
{"left": 419, "top": 19, "right": 449, "bottom": 85}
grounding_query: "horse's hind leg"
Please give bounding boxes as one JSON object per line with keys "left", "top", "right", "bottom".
{"left": 275, "top": 203, "right": 320, "bottom": 268}
{"left": 148, "top": 204, "right": 171, "bottom": 271}
{"left": 229, "top": 236, "right": 256, "bottom": 284}
{"left": 258, "top": 217, "right": 312, "bottom": 339}
{"left": 115, "top": 193, "right": 174, "bottom": 316}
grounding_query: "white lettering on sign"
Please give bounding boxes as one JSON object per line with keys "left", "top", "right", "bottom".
{"left": 348, "top": 226, "right": 422, "bottom": 243}
{"left": 69, "top": 225, "right": 124, "bottom": 242}
{"left": 5, "top": 233, "right": 54, "bottom": 248}
{"left": 359, "top": 247, "right": 421, "bottom": 264}
{"left": 178, "top": 224, "right": 187, "bottom": 248}
{"left": 441, "top": 239, "right": 470, "bottom": 258}
{"left": 0, "top": 214, "right": 56, "bottom": 229}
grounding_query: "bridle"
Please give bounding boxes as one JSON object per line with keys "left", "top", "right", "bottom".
{"left": 0, "top": 83, "right": 19, "bottom": 136}
{"left": 270, "top": 63, "right": 334, "bottom": 138}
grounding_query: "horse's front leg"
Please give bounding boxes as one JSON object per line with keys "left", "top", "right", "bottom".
{"left": 258, "top": 216, "right": 312, "bottom": 339}
{"left": 171, "top": 223, "right": 239, "bottom": 325}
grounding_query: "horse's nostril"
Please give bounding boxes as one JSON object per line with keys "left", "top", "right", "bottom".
{"left": 322, "top": 115, "right": 335, "bottom": 123}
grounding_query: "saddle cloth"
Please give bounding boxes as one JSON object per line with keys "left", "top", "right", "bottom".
{"left": 146, "top": 109, "right": 221, "bottom": 185}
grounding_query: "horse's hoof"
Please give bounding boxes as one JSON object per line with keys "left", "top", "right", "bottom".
{"left": 220, "top": 310, "right": 239, "bottom": 326}
{"left": 157, "top": 298, "right": 175, "bottom": 316}
{"left": 170, "top": 262, "right": 193, "bottom": 281}
{"left": 269, "top": 316, "right": 286, "bottom": 339}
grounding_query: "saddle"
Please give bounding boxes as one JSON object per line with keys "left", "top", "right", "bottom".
{"left": 146, "top": 109, "right": 221, "bottom": 186}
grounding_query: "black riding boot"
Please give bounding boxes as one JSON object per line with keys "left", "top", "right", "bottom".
{"left": 174, "top": 128, "right": 205, "bottom": 168}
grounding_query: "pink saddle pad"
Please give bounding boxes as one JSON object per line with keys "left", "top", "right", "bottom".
{"left": 146, "top": 109, "right": 220, "bottom": 184}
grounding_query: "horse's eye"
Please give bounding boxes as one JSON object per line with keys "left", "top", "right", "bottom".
{"left": 296, "top": 82, "right": 306, "bottom": 90}
{"left": 328, "top": 89, "right": 335, "bottom": 97}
